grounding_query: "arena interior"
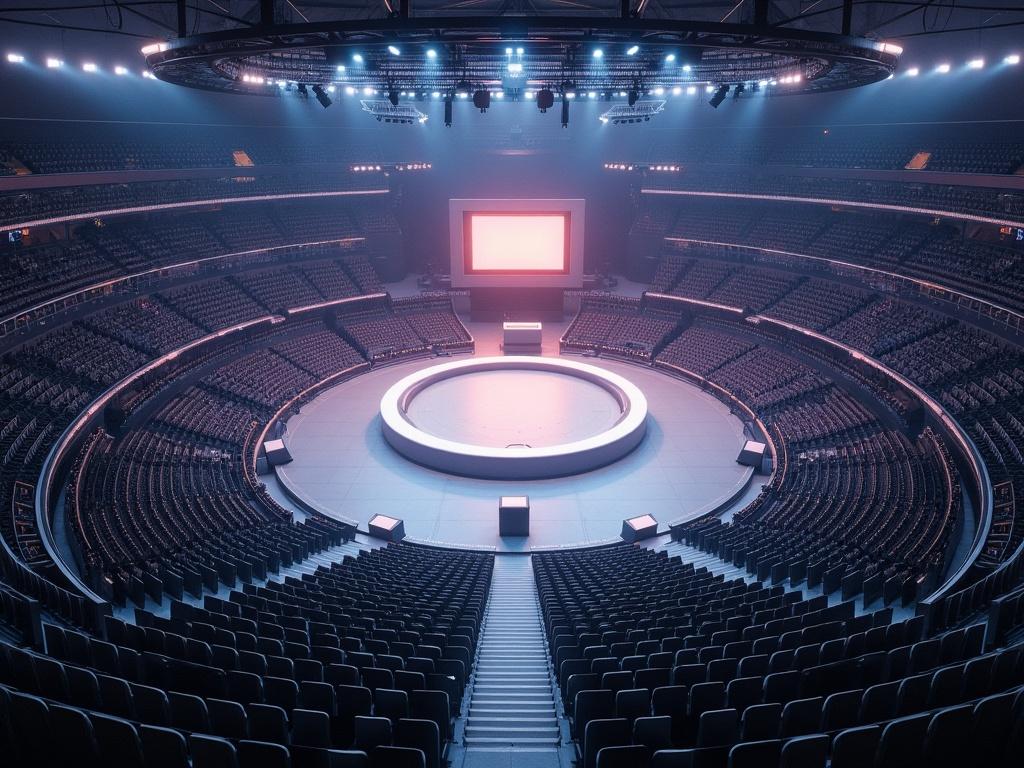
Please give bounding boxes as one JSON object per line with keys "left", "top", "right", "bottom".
{"left": 0, "top": 2, "right": 1023, "bottom": 766}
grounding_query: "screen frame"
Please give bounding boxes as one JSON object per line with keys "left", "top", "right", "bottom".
{"left": 449, "top": 198, "right": 585, "bottom": 289}
{"left": 462, "top": 211, "right": 572, "bottom": 276}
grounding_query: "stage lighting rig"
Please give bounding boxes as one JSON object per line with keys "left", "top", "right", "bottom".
{"left": 311, "top": 84, "right": 332, "bottom": 108}
{"left": 598, "top": 101, "right": 666, "bottom": 125}
{"left": 709, "top": 85, "right": 729, "bottom": 108}
{"left": 360, "top": 100, "right": 427, "bottom": 124}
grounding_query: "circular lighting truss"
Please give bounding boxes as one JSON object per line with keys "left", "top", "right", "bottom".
{"left": 144, "top": 17, "right": 900, "bottom": 98}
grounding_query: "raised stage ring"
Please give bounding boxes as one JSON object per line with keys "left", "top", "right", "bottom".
{"left": 379, "top": 355, "right": 648, "bottom": 479}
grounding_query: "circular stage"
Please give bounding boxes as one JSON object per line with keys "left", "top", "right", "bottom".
{"left": 379, "top": 356, "right": 648, "bottom": 479}
{"left": 273, "top": 355, "right": 759, "bottom": 549}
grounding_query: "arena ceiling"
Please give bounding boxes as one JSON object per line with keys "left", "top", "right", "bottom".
{"left": 3, "top": 1, "right": 1022, "bottom": 97}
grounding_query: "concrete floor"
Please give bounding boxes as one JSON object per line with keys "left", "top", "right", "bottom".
{"left": 273, "top": 320, "right": 758, "bottom": 550}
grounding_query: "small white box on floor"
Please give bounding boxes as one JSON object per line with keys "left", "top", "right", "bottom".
{"left": 499, "top": 496, "right": 530, "bottom": 536}
{"left": 503, "top": 322, "right": 542, "bottom": 353}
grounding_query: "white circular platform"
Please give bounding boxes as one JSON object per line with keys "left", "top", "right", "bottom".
{"left": 379, "top": 356, "right": 649, "bottom": 479}
{"left": 272, "top": 354, "right": 757, "bottom": 550}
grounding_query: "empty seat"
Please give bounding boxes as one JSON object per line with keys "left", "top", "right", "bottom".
{"left": 697, "top": 708, "right": 739, "bottom": 748}
{"left": 780, "top": 733, "right": 828, "bottom": 768}
{"left": 596, "top": 745, "right": 652, "bottom": 768}
{"left": 584, "top": 718, "right": 631, "bottom": 768}
{"left": 728, "top": 738, "right": 781, "bottom": 768}
{"left": 396, "top": 718, "right": 441, "bottom": 768}
{"left": 89, "top": 712, "right": 145, "bottom": 768}
{"left": 190, "top": 733, "right": 238, "bottom": 768}
{"left": 139, "top": 724, "right": 189, "bottom": 768}
{"left": 875, "top": 712, "right": 930, "bottom": 768}
{"left": 831, "top": 725, "right": 880, "bottom": 768}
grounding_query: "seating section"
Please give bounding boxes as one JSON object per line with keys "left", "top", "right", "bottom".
{"left": 535, "top": 543, "right": 1024, "bottom": 768}
{"left": 0, "top": 540, "right": 490, "bottom": 768}
{"left": 562, "top": 296, "right": 681, "bottom": 359}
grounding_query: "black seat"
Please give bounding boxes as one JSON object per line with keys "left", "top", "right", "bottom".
{"left": 371, "top": 745, "right": 424, "bottom": 768}
{"left": 634, "top": 715, "right": 673, "bottom": 753}
{"left": 375, "top": 688, "right": 409, "bottom": 724}
{"left": 923, "top": 704, "right": 973, "bottom": 768}
{"left": 191, "top": 733, "right": 240, "bottom": 768}
{"left": 584, "top": 718, "right": 631, "bottom": 768}
{"left": 139, "top": 724, "right": 189, "bottom": 768}
{"left": 292, "top": 708, "right": 332, "bottom": 749}
{"left": 728, "top": 738, "right": 781, "bottom": 768}
{"left": 780, "top": 733, "right": 828, "bottom": 768}
{"left": 247, "top": 703, "right": 290, "bottom": 744}
{"left": 830, "top": 725, "right": 880, "bottom": 768}
{"left": 89, "top": 711, "right": 145, "bottom": 768}
{"left": 596, "top": 745, "right": 652, "bottom": 768}
{"left": 50, "top": 703, "right": 99, "bottom": 768}
{"left": 697, "top": 708, "right": 739, "bottom": 748}
{"left": 208, "top": 697, "right": 249, "bottom": 739}
{"left": 739, "top": 703, "right": 780, "bottom": 741}
{"left": 875, "top": 712, "right": 930, "bottom": 768}
{"left": 355, "top": 715, "right": 393, "bottom": 753}
{"left": 237, "top": 739, "right": 290, "bottom": 768}
{"left": 780, "top": 697, "right": 823, "bottom": 737}
{"left": 395, "top": 718, "right": 441, "bottom": 768}
{"left": 821, "top": 689, "right": 861, "bottom": 731}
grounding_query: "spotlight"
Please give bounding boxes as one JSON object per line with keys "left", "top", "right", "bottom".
{"left": 516, "top": 47, "right": 524, "bottom": 55}
{"left": 588, "top": 91, "right": 596, "bottom": 99}
{"left": 6, "top": 53, "right": 24, "bottom": 64}
{"left": 709, "top": 84, "right": 728, "bottom": 108}
{"left": 935, "top": 63, "right": 951, "bottom": 73}
{"left": 142, "top": 70, "right": 155, "bottom": 79}
{"left": 1006, "top": 54, "right": 1021, "bottom": 65}
{"left": 682, "top": 64, "right": 692, "bottom": 73}
{"left": 672, "top": 86, "right": 682, "bottom": 95}
{"left": 82, "top": 62, "right": 98, "bottom": 72}
{"left": 362, "top": 86, "right": 374, "bottom": 96}
{"left": 388, "top": 45, "right": 401, "bottom": 56}
{"left": 627, "top": 45, "right": 639, "bottom": 56}
{"left": 561, "top": 94, "right": 569, "bottom": 128}
{"left": 46, "top": 58, "right": 63, "bottom": 69}
{"left": 652, "top": 87, "right": 664, "bottom": 96}
{"left": 506, "top": 47, "right": 513, "bottom": 55}
{"left": 473, "top": 89, "right": 490, "bottom": 112}
{"left": 593, "top": 49, "right": 603, "bottom": 59}
{"left": 312, "top": 84, "right": 332, "bottom": 108}
{"left": 507, "top": 62, "right": 523, "bottom": 74}
{"left": 115, "top": 66, "right": 129, "bottom": 76}
{"left": 686, "top": 86, "right": 697, "bottom": 95}
{"left": 665, "top": 53, "right": 676, "bottom": 62}
{"left": 906, "top": 67, "right": 920, "bottom": 76}
{"left": 426, "top": 48, "right": 437, "bottom": 59}
{"left": 345, "top": 86, "right": 356, "bottom": 95}
{"left": 536, "top": 88, "right": 554, "bottom": 112}
{"left": 352, "top": 53, "right": 364, "bottom": 63}
{"left": 443, "top": 95, "right": 453, "bottom": 127}
{"left": 705, "top": 85, "right": 715, "bottom": 93}
{"left": 337, "top": 65, "right": 346, "bottom": 72}
{"left": 967, "top": 58, "right": 984, "bottom": 69}
{"left": 326, "top": 85, "right": 335, "bottom": 93}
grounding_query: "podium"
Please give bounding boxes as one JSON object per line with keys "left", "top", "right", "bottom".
{"left": 499, "top": 496, "right": 530, "bottom": 536}
{"left": 503, "top": 322, "right": 542, "bottom": 354}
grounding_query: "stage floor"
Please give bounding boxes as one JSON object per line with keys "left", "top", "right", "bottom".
{"left": 274, "top": 327, "right": 756, "bottom": 549}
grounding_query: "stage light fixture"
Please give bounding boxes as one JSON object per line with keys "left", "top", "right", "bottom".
{"left": 426, "top": 48, "right": 437, "bottom": 59}
{"left": 82, "top": 62, "right": 98, "bottom": 72}
{"left": 967, "top": 58, "right": 984, "bottom": 69}
{"left": 665, "top": 53, "right": 676, "bottom": 62}
{"left": 115, "top": 65, "right": 129, "bottom": 76}
{"left": 312, "top": 84, "right": 332, "bottom": 108}
{"left": 687, "top": 86, "right": 697, "bottom": 95}
{"left": 362, "top": 86, "right": 374, "bottom": 96}
{"left": 906, "top": 67, "right": 919, "bottom": 76}
{"left": 516, "top": 47, "right": 524, "bottom": 55}
{"left": 352, "top": 53, "right": 364, "bottom": 63}
{"left": 561, "top": 94, "right": 569, "bottom": 127}
{"left": 142, "top": 70, "right": 155, "bottom": 79}
{"left": 627, "top": 45, "right": 639, "bottom": 56}
{"left": 473, "top": 89, "right": 490, "bottom": 112}
{"left": 593, "top": 49, "right": 603, "bottom": 59}
{"left": 444, "top": 95, "right": 453, "bottom": 126}
{"left": 1006, "top": 54, "right": 1021, "bottom": 65}
{"left": 6, "top": 53, "right": 24, "bottom": 64}
{"left": 936, "top": 63, "right": 950, "bottom": 73}
{"left": 682, "top": 64, "right": 692, "bottom": 73}
{"left": 709, "top": 84, "right": 729, "bottom": 108}
{"left": 536, "top": 88, "right": 554, "bottom": 112}
{"left": 388, "top": 45, "right": 401, "bottom": 56}
{"left": 672, "top": 86, "right": 682, "bottom": 95}
{"left": 345, "top": 86, "right": 356, "bottom": 95}
{"left": 46, "top": 58, "right": 63, "bottom": 69}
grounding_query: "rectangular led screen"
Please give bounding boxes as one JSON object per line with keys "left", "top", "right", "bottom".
{"left": 464, "top": 212, "right": 570, "bottom": 275}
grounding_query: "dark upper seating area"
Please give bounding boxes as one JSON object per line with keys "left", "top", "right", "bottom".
{"left": 636, "top": 122, "right": 1024, "bottom": 175}
{"left": 534, "top": 543, "right": 1023, "bottom": 768}
{"left": 640, "top": 198, "right": 1024, "bottom": 314}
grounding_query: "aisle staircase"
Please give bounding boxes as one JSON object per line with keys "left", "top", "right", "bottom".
{"left": 461, "top": 554, "right": 565, "bottom": 765}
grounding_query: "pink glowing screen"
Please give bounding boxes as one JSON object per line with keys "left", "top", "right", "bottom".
{"left": 464, "top": 212, "right": 570, "bottom": 274}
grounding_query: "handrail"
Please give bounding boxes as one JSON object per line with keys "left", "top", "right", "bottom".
{"left": 641, "top": 187, "right": 1024, "bottom": 230}
{"left": 4, "top": 188, "right": 389, "bottom": 231}
{"left": 661, "top": 236, "right": 1024, "bottom": 331}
